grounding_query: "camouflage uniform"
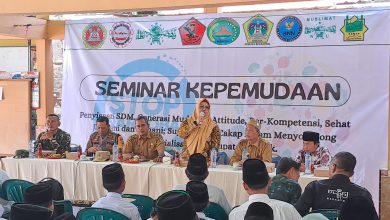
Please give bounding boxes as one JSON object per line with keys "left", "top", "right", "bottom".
{"left": 85, "top": 130, "right": 123, "bottom": 156}
{"left": 268, "top": 174, "right": 302, "bottom": 204}
{"left": 35, "top": 129, "right": 71, "bottom": 154}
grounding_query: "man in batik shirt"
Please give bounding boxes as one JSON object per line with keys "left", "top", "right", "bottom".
{"left": 296, "top": 131, "right": 331, "bottom": 171}
{"left": 35, "top": 114, "right": 71, "bottom": 154}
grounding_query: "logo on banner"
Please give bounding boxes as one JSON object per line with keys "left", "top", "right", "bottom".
{"left": 109, "top": 22, "right": 134, "bottom": 47}
{"left": 276, "top": 16, "right": 302, "bottom": 42}
{"left": 179, "top": 17, "right": 206, "bottom": 45}
{"left": 305, "top": 16, "right": 336, "bottom": 39}
{"left": 136, "top": 23, "right": 176, "bottom": 45}
{"left": 207, "top": 17, "right": 240, "bottom": 45}
{"left": 82, "top": 22, "right": 107, "bottom": 49}
{"left": 340, "top": 15, "right": 368, "bottom": 41}
{"left": 243, "top": 14, "right": 273, "bottom": 45}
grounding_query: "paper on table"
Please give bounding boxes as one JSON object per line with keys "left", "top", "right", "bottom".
{"left": 0, "top": 86, "right": 3, "bottom": 100}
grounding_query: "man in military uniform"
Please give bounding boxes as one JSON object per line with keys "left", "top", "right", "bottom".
{"left": 35, "top": 114, "right": 71, "bottom": 154}
{"left": 268, "top": 157, "right": 302, "bottom": 204}
{"left": 294, "top": 151, "right": 375, "bottom": 216}
{"left": 85, "top": 116, "right": 123, "bottom": 156}
{"left": 123, "top": 114, "right": 165, "bottom": 162}
{"left": 229, "top": 118, "right": 272, "bottom": 165}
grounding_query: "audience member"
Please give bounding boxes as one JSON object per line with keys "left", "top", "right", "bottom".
{"left": 229, "top": 159, "right": 301, "bottom": 220}
{"left": 24, "top": 184, "right": 54, "bottom": 210}
{"left": 35, "top": 114, "right": 71, "bottom": 154}
{"left": 92, "top": 163, "right": 141, "bottom": 220}
{"left": 123, "top": 114, "right": 165, "bottom": 162}
{"left": 338, "top": 195, "right": 379, "bottom": 220}
{"left": 0, "top": 170, "right": 12, "bottom": 217}
{"left": 173, "top": 153, "right": 231, "bottom": 213}
{"left": 85, "top": 116, "right": 124, "bottom": 156}
{"left": 295, "top": 131, "right": 331, "bottom": 171}
{"left": 186, "top": 181, "right": 213, "bottom": 220}
{"left": 156, "top": 190, "right": 198, "bottom": 220}
{"left": 230, "top": 118, "right": 272, "bottom": 165}
{"left": 268, "top": 157, "right": 301, "bottom": 204}
{"left": 295, "top": 151, "right": 374, "bottom": 216}
{"left": 9, "top": 203, "right": 52, "bottom": 220}
{"left": 244, "top": 202, "right": 274, "bottom": 220}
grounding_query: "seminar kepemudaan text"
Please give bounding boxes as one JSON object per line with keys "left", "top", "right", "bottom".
{"left": 95, "top": 81, "right": 341, "bottom": 101}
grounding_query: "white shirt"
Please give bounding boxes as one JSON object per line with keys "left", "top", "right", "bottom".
{"left": 92, "top": 192, "right": 142, "bottom": 220}
{"left": 173, "top": 184, "right": 231, "bottom": 214}
{"left": 0, "top": 170, "right": 11, "bottom": 216}
{"left": 0, "top": 170, "right": 9, "bottom": 185}
{"left": 197, "top": 212, "right": 215, "bottom": 220}
{"left": 229, "top": 194, "right": 302, "bottom": 220}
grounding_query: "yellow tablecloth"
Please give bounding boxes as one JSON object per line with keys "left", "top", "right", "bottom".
{"left": 1, "top": 157, "right": 325, "bottom": 206}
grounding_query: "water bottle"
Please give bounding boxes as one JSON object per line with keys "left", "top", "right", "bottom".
{"left": 211, "top": 147, "right": 217, "bottom": 168}
{"left": 28, "top": 140, "right": 35, "bottom": 159}
{"left": 304, "top": 152, "right": 312, "bottom": 174}
{"left": 112, "top": 143, "right": 118, "bottom": 162}
{"left": 242, "top": 147, "right": 248, "bottom": 161}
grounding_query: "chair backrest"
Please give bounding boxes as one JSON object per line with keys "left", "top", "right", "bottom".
{"left": 204, "top": 202, "right": 228, "bottom": 220}
{"left": 122, "top": 194, "right": 154, "bottom": 220}
{"left": 310, "top": 209, "right": 340, "bottom": 220}
{"left": 76, "top": 207, "right": 130, "bottom": 220}
{"left": 54, "top": 199, "right": 73, "bottom": 215}
{"left": 1, "top": 179, "right": 34, "bottom": 203}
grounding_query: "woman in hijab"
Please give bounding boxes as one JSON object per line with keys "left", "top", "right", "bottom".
{"left": 178, "top": 98, "right": 221, "bottom": 160}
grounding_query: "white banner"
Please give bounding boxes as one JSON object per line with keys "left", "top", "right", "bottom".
{"left": 63, "top": 8, "right": 390, "bottom": 208}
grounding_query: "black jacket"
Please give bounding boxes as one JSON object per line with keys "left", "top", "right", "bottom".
{"left": 294, "top": 174, "right": 373, "bottom": 216}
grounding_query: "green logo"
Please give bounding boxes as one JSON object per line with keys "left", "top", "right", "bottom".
{"left": 305, "top": 16, "right": 336, "bottom": 39}
{"left": 340, "top": 15, "right": 368, "bottom": 41}
{"left": 136, "top": 23, "right": 176, "bottom": 45}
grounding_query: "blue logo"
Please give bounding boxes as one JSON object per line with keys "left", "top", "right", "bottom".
{"left": 276, "top": 16, "right": 302, "bottom": 42}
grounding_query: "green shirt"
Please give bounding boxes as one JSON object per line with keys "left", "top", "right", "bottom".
{"left": 268, "top": 174, "right": 302, "bottom": 204}
{"left": 35, "top": 128, "right": 71, "bottom": 154}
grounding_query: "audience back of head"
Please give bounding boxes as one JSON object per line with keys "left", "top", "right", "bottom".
{"left": 156, "top": 190, "right": 197, "bottom": 220}
{"left": 244, "top": 202, "right": 273, "bottom": 220}
{"left": 331, "top": 151, "right": 356, "bottom": 176}
{"left": 102, "top": 163, "right": 125, "bottom": 192}
{"left": 10, "top": 203, "right": 53, "bottom": 220}
{"left": 276, "top": 157, "right": 300, "bottom": 175}
{"left": 243, "top": 159, "right": 270, "bottom": 190}
{"left": 23, "top": 184, "right": 53, "bottom": 208}
{"left": 186, "top": 153, "right": 209, "bottom": 181}
{"left": 186, "top": 181, "right": 209, "bottom": 212}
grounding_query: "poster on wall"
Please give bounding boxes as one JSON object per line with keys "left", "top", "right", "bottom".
{"left": 62, "top": 8, "right": 390, "bottom": 208}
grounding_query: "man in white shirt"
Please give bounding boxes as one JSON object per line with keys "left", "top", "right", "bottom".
{"left": 92, "top": 163, "right": 141, "bottom": 220}
{"left": 229, "top": 159, "right": 302, "bottom": 220}
{"left": 173, "top": 153, "right": 231, "bottom": 214}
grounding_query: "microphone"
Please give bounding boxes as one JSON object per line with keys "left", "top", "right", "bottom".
{"left": 199, "top": 112, "right": 205, "bottom": 125}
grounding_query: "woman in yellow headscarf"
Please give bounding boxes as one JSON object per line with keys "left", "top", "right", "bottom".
{"left": 178, "top": 98, "right": 221, "bottom": 159}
